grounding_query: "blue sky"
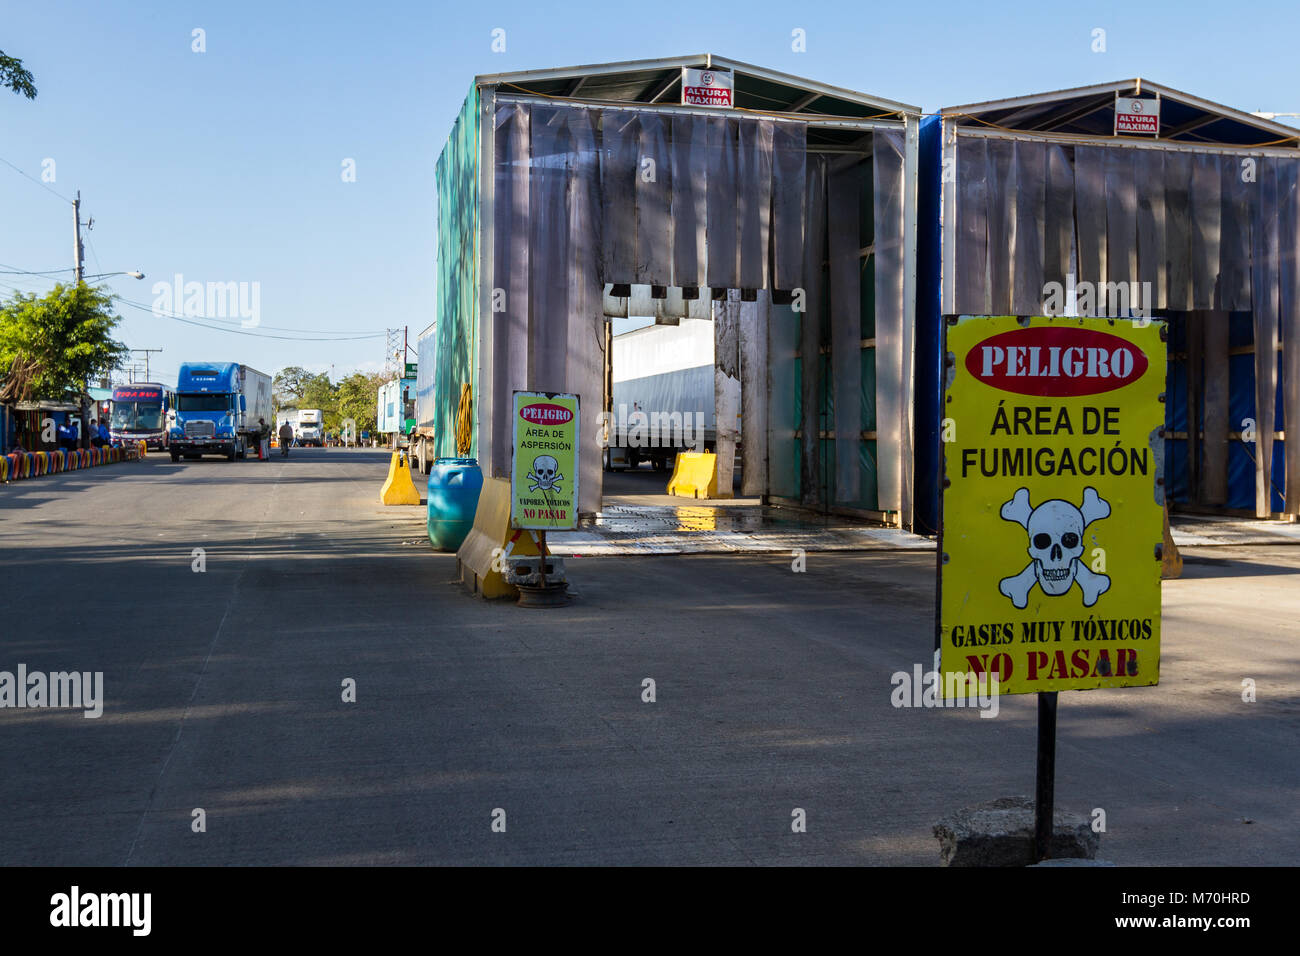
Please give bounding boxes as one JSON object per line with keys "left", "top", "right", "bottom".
{"left": 2, "top": 0, "right": 1297, "bottom": 386}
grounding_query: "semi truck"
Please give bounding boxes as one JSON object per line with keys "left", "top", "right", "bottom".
{"left": 607, "top": 319, "right": 718, "bottom": 471}
{"left": 377, "top": 376, "right": 416, "bottom": 449}
{"left": 169, "top": 362, "right": 273, "bottom": 462}
{"left": 296, "top": 408, "right": 325, "bottom": 446}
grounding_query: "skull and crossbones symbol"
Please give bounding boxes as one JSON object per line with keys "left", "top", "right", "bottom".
{"left": 998, "top": 486, "right": 1111, "bottom": 609}
{"left": 527, "top": 454, "right": 564, "bottom": 493}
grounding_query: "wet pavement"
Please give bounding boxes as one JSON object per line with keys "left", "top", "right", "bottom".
{"left": 546, "top": 468, "right": 935, "bottom": 555}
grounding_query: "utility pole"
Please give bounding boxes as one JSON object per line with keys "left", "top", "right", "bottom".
{"left": 73, "top": 191, "right": 84, "bottom": 283}
{"left": 74, "top": 190, "right": 87, "bottom": 447}
{"left": 131, "top": 348, "right": 163, "bottom": 381}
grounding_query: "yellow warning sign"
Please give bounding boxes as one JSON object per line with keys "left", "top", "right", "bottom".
{"left": 939, "top": 316, "right": 1166, "bottom": 696}
{"left": 511, "top": 391, "right": 579, "bottom": 530}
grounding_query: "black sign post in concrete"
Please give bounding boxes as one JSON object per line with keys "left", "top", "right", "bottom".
{"left": 1035, "top": 691, "right": 1058, "bottom": 861}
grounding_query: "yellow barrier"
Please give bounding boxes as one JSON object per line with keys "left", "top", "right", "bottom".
{"left": 380, "top": 450, "right": 422, "bottom": 505}
{"left": 457, "top": 477, "right": 542, "bottom": 599}
{"left": 1161, "top": 502, "right": 1182, "bottom": 579}
{"left": 666, "top": 451, "right": 719, "bottom": 499}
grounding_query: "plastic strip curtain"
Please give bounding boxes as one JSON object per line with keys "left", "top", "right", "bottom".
{"left": 738, "top": 120, "right": 774, "bottom": 290}
{"left": 1164, "top": 152, "right": 1193, "bottom": 312}
{"left": 636, "top": 112, "right": 671, "bottom": 285}
{"left": 1202, "top": 311, "right": 1231, "bottom": 505}
{"left": 1105, "top": 149, "right": 1138, "bottom": 309}
{"left": 954, "top": 137, "right": 989, "bottom": 315}
{"left": 706, "top": 118, "right": 739, "bottom": 290}
{"left": 566, "top": 108, "right": 604, "bottom": 514}
{"left": 1220, "top": 154, "right": 1253, "bottom": 311}
{"left": 1044, "top": 144, "right": 1075, "bottom": 295}
{"left": 828, "top": 158, "right": 861, "bottom": 503}
{"left": 1190, "top": 152, "right": 1222, "bottom": 310}
{"left": 740, "top": 290, "right": 770, "bottom": 497}
{"left": 489, "top": 101, "right": 530, "bottom": 477}
{"left": 529, "top": 105, "right": 573, "bottom": 391}
{"left": 800, "top": 156, "right": 828, "bottom": 507}
{"left": 1011, "top": 140, "right": 1047, "bottom": 314}
{"left": 1134, "top": 149, "right": 1166, "bottom": 310}
{"left": 1252, "top": 159, "right": 1281, "bottom": 516}
{"left": 771, "top": 122, "right": 806, "bottom": 291}
{"left": 874, "top": 130, "right": 907, "bottom": 513}
{"left": 434, "top": 87, "right": 480, "bottom": 460}
{"left": 1279, "top": 159, "right": 1300, "bottom": 515}
{"left": 1073, "top": 146, "right": 1107, "bottom": 297}
{"left": 601, "top": 111, "right": 638, "bottom": 285}
{"left": 986, "top": 139, "right": 1015, "bottom": 314}
{"left": 670, "top": 114, "right": 709, "bottom": 289}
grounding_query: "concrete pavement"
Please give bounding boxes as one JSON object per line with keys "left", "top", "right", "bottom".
{"left": 0, "top": 448, "right": 1296, "bottom": 865}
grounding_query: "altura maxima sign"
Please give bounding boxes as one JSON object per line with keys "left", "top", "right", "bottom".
{"left": 939, "top": 316, "right": 1166, "bottom": 696}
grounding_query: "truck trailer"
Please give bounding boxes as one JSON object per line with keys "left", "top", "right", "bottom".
{"left": 376, "top": 376, "right": 415, "bottom": 449}
{"left": 169, "top": 362, "right": 273, "bottom": 461}
{"left": 410, "top": 325, "right": 437, "bottom": 473}
{"left": 607, "top": 319, "right": 718, "bottom": 471}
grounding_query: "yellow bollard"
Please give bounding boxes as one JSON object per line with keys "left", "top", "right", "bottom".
{"left": 380, "top": 450, "right": 421, "bottom": 505}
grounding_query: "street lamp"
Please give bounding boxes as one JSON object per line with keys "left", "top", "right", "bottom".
{"left": 84, "top": 270, "right": 145, "bottom": 281}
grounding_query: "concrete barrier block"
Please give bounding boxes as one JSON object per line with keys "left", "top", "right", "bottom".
{"left": 933, "top": 796, "right": 1099, "bottom": 867}
{"left": 666, "top": 451, "right": 718, "bottom": 499}
{"left": 457, "top": 477, "right": 542, "bottom": 599}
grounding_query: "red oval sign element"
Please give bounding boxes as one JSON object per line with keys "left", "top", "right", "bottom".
{"left": 964, "top": 326, "right": 1149, "bottom": 397}
{"left": 520, "top": 402, "right": 573, "bottom": 426}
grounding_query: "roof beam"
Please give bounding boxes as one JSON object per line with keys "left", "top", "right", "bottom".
{"left": 1028, "top": 94, "right": 1116, "bottom": 132}
{"left": 1161, "top": 114, "right": 1223, "bottom": 138}
{"left": 789, "top": 91, "right": 822, "bottom": 112}
{"left": 564, "top": 76, "right": 587, "bottom": 96}
{"left": 646, "top": 73, "right": 680, "bottom": 104}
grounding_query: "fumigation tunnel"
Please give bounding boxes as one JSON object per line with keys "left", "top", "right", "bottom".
{"left": 428, "top": 55, "right": 921, "bottom": 529}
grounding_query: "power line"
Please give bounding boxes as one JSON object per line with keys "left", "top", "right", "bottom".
{"left": 0, "top": 273, "right": 385, "bottom": 339}
{"left": 0, "top": 154, "right": 74, "bottom": 204}
{"left": 0, "top": 264, "right": 76, "bottom": 276}
{"left": 115, "top": 296, "right": 387, "bottom": 341}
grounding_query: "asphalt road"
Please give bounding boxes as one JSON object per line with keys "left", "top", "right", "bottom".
{"left": 1, "top": 448, "right": 1296, "bottom": 865}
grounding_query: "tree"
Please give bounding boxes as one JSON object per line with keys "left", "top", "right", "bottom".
{"left": 273, "top": 366, "right": 310, "bottom": 406}
{"left": 0, "top": 283, "right": 128, "bottom": 399}
{"left": 0, "top": 50, "right": 36, "bottom": 99}
{"left": 299, "top": 372, "right": 340, "bottom": 429}
{"left": 337, "top": 371, "right": 388, "bottom": 436}
{"left": 0, "top": 283, "right": 128, "bottom": 448}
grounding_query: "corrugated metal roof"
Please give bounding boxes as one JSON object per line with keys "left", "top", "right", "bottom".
{"left": 941, "top": 79, "right": 1300, "bottom": 148}
{"left": 475, "top": 53, "right": 919, "bottom": 120}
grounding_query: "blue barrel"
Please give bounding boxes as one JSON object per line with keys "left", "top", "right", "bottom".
{"left": 427, "top": 457, "right": 484, "bottom": 551}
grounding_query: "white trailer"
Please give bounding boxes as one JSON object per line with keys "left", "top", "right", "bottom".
{"left": 607, "top": 319, "right": 719, "bottom": 471}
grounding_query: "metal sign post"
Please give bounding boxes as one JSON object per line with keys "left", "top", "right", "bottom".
{"left": 1034, "top": 691, "right": 1058, "bottom": 861}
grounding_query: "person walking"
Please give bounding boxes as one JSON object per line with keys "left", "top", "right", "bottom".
{"left": 278, "top": 420, "right": 294, "bottom": 457}
{"left": 261, "top": 420, "right": 271, "bottom": 460}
